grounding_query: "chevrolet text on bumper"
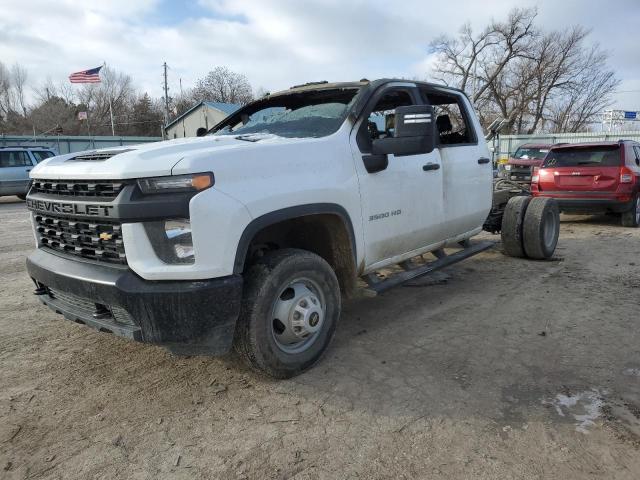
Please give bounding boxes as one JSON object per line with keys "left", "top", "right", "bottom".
{"left": 25, "top": 79, "right": 561, "bottom": 378}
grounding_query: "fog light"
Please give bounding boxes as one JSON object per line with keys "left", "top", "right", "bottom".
{"left": 145, "top": 219, "right": 195, "bottom": 264}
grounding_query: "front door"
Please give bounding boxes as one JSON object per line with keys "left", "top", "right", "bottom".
{"left": 349, "top": 83, "right": 446, "bottom": 271}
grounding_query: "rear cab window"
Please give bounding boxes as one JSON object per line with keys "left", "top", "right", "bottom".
{"left": 543, "top": 145, "right": 622, "bottom": 168}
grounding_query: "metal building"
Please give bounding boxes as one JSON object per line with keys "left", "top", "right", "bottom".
{"left": 164, "top": 101, "right": 239, "bottom": 139}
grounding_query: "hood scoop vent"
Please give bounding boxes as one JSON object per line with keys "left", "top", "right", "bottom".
{"left": 67, "top": 149, "right": 133, "bottom": 162}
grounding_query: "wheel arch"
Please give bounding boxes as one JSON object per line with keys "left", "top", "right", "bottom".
{"left": 234, "top": 204, "right": 358, "bottom": 295}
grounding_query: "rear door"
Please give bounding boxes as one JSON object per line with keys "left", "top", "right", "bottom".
{"left": 0, "top": 151, "right": 33, "bottom": 195}
{"left": 538, "top": 145, "right": 622, "bottom": 194}
{"left": 420, "top": 87, "right": 492, "bottom": 238}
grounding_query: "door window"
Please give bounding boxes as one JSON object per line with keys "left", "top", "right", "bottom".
{"left": 358, "top": 89, "right": 417, "bottom": 153}
{"left": 421, "top": 90, "right": 476, "bottom": 146}
{"left": 0, "top": 151, "right": 31, "bottom": 168}
{"left": 32, "top": 151, "right": 55, "bottom": 162}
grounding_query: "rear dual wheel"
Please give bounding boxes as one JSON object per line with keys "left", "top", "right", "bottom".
{"left": 501, "top": 196, "right": 560, "bottom": 260}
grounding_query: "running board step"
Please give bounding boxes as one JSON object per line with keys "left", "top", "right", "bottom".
{"left": 365, "top": 240, "right": 494, "bottom": 294}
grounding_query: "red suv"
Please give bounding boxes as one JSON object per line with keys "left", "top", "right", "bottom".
{"left": 531, "top": 141, "right": 640, "bottom": 227}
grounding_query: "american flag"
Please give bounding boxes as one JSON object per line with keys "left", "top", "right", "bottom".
{"left": 68, "top": 66, "right": 102, "bottom": 83}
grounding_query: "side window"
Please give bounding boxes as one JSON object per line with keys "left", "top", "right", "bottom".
{"left": 633, "top": 146, "right": 640, "bottom": 166}
{"left": 0, "top": 151, "right": 31, "bottom": 168}
{"left": 32, "top": 151, "right": 54, "bottom": 163}
{"left": 421, "top": 90, "right": 475, "bottom": 146}
{"left": 365, "top": 90, "right": 414, "bottom": 142}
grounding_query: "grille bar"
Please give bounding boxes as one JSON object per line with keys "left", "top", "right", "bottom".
{"left": 31, "top": 179, "right": 125, "bottom": 198}
{"left": 34, "top": 213, "right": 126, "bottom": 265}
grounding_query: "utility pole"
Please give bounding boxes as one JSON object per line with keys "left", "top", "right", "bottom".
{"left": 163, "top": 62, "right": 170, "bottom": 129}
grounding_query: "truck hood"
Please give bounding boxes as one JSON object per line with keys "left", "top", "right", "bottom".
{"left": 508, "top": 157, "right": 544, "bottom": 167}
{"left": 29, "top": 134, "right": 296, "bottom": 180}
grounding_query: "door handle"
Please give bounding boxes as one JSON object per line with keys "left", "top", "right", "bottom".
{"left": 477, "top": 157, "right": 490, "bottom": 165}
{"left": 422, "top": 163, "right": 440, "bottom": 171}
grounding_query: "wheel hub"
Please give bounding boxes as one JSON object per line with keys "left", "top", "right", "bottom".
{"left": 271, "top": 281, "right": 325, "bottom": 353}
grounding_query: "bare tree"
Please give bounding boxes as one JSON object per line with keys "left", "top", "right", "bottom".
{"left": 76, "top": 67, "right": 136, "bottom": 135}
{"left": 190, "top": 66, "right": 254, "bottom": 106}
{"left": 11, "top": 64, "right": 28, "bottom": 116}
{"left": 0, "top": 62, "right": 16, "bottom": 120}
{"left": 429, "top": 8, "right": 618, "bottom": 134}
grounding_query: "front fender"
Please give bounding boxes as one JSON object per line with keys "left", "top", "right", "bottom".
{"left": 123, "top": 187, "right": 252, "bottom": 281}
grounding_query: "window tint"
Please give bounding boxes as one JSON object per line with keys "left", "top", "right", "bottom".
{"left": 32, "top": 151, "right": 54, "bottom": 162}
{"left": 365, "top": 90, "right": 414, "bottom": 140}
{"left": 0, "top": 151, "right": 31, "bottom": 168}
{"left": 421, "top": 90, "right": 475, "bottom": 146}
{"left": 543, "top": 146, "right": 622, "bottom": 167}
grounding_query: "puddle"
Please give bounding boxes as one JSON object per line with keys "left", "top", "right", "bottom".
{"left": 547, "top": 389, "right": 604, "bottom": 434}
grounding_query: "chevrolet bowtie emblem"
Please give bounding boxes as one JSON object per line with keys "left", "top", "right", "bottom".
{"left": 99, "top": 232, "right": 113, "bottom": 241}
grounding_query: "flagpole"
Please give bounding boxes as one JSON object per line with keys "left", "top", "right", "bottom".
{"left": 104, "top": 62, "right": 115, "bottom": 136}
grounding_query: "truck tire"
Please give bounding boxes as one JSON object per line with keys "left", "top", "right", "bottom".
{"left": 17, "top": 194, "right": 26, "bottom": 201}
{"left": 234, "top": 248, "right": 341, "bottom": 378}
{"left": 522, "top": 197, "right": 560, "bottom": 259}
{"left": 501, "top": 196, "right": 530, "bottom": 258}
{"left": 621, "top": 194, "right": 640, "bottom": 228}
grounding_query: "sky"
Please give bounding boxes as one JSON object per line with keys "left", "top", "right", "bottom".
{"left": 1, "top": 0, "right": 639, "bottom": 112}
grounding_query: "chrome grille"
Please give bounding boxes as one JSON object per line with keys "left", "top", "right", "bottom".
{"left": 48, "top": 288, "right": 136, "bottom": 326}
{"left": 34, "top": 213, "right": 126, "bottom": 265}
{"left": 31, "top": 179, "right": 125, "bottom": 198}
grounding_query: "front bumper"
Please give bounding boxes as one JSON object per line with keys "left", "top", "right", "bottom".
{"left": 27, "top": 249, "right": 243, "bottom": 355}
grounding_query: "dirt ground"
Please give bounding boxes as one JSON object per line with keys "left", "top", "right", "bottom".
{"left": 1, "top": 195, "right": 639, "bottom": 479}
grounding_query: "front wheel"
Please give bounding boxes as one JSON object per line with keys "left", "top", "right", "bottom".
{"left": 621, "top": 194, "right": 640, "bottom": 228}
{"left": 233, "top": 249, "right": 341, "bottom": 378}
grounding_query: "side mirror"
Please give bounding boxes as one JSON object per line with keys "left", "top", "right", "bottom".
{"left": 371, "top": 105, "right": 436, "bottom": 157}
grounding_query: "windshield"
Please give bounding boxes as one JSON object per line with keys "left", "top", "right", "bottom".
{"left": 543, "top": 145, "right": 621, "bottom": 167}
{"left": 212, "top": 88, "right": 360, "bottom": 139}
{"left": 513, "top": 147, "right": 550, "bottom": 160}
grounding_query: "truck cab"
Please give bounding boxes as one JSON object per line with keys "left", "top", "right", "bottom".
{"left": 24, "top": 79, "right": 501, "bottom": 377}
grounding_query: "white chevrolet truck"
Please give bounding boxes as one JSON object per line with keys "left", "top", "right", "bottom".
{"left": 25, "top": 79, "right": 560, "bottom": 378}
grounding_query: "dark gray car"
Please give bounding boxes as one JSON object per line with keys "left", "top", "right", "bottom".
{"left": 0, "top": 147, "right": 56, "bottom": 199}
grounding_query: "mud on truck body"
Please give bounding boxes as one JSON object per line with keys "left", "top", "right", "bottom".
{"left": 25, "top": 79, "right": 559, "bottom": 378}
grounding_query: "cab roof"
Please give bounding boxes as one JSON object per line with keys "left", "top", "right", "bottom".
{"left": 270, "top": 78, "right": 466, "bottom": 97}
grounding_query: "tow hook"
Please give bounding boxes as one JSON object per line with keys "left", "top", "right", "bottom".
{"left": 93, "top": 304, "right": 113, "bottom": 320}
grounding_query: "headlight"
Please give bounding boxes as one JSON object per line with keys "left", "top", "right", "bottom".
{"left": 145, "top": 218, "right": 195, "bottom": 264}
{"left": 138, "top": 173, "right": 214, "bottom": 194}
{"left": 504, "top": 164, "right": 512, "bottom": 171}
